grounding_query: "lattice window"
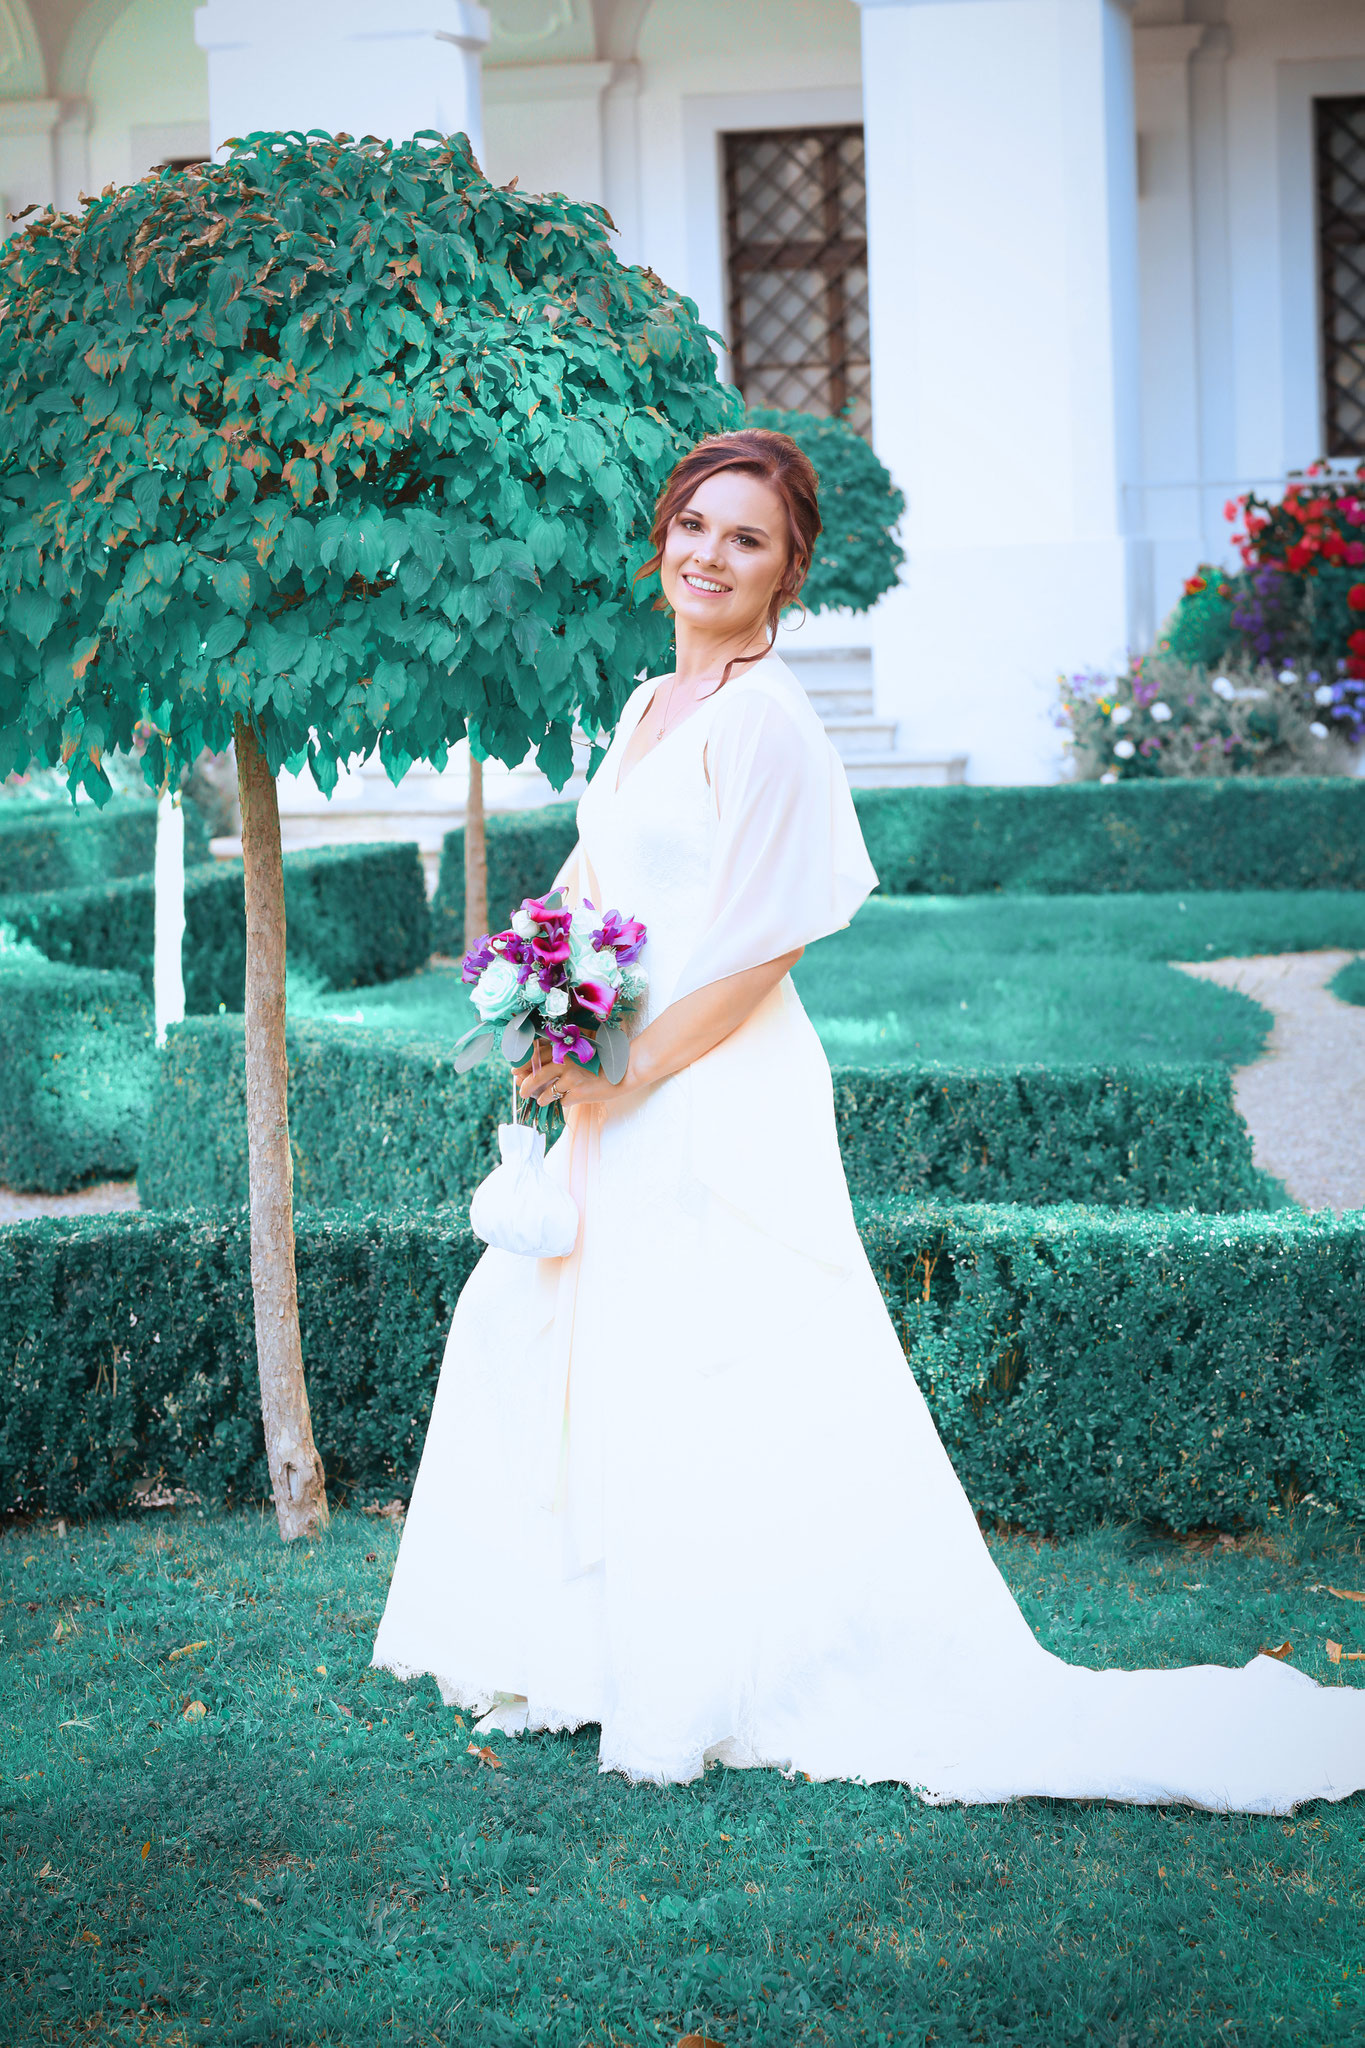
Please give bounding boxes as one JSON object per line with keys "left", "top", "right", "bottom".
{"left": 724, "top": 126, "right": 870, "bottom": 437}
{"left": 1316, "top": 96, "right": 1365, "bottom": 456}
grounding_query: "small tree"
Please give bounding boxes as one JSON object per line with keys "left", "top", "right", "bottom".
{"left": 0, "top": 132, "right": 737, "bottom": 1538}
{"left": 745, "top": 406, "right": 905, "bottom": 615}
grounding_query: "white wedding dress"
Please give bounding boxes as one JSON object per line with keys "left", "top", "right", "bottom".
{"left": 373, "top": 654, "right": 1365, "bottom": 1809}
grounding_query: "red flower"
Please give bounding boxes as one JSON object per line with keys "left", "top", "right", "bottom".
{"left": 1350, "top": 629, "right": 1365, "bottom": 654}
{"left": 1183, "top": 575, "right": 1207, "bottom": 596}
{"left": 1349, "top": 654, "right": 1365, "bottom": 680}
{"left": 1347, "top": 541, "right": 1365, "bottom": 565}
{"left": 1350, "top": 584, "right": 1365, "bottom": 611}
{"left": 1285, "top": 542, "right": 1314, "bottom": 572}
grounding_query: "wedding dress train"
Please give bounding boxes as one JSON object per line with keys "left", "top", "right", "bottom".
{"left": 372, "top": 655, "right": 1365, "bottom": 1809}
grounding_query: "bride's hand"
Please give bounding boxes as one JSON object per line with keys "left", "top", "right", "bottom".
{"left": 517, "top": 1043, "right": 627, "bottom": 1111}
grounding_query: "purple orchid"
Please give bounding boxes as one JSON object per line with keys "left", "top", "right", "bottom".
{"left": 461, "top": 936, "right": 496, "bottom": 984}
{"left": 592, "top": 910, "right": 647, "bottom": 963}
{"left": 544, "top": 1021, "right": 597, "bottom": 1065}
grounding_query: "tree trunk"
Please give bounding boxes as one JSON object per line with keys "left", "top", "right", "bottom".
{"left": 464, "top": 745, "right": 488, "bottom": 949}
{"left": 234, "top": 716, "right": 329, "bottom": 1542}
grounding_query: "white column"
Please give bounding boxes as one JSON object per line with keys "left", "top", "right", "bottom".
{"left": 154, "top": 791, "right": 186, "bottom": 1049}
{"left": 0, "top": 98, "right": 59, "bottom": 233}
{"left": 854, "top": 0, "right": 1142, "bottom": 784}
{"left": 194, "top": 1, "right": 491, "bottom": 160}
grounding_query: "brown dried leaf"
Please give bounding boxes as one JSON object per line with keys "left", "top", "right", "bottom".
{"left": 1327, "top": 1640, "right": 1343, "bottom": 1664}
{"left": 1259, "top": 1641, "right": 1293, "bottom": 1662}
{"left": 1327, "top": 1585, "right": 1365, "bottom": 1604}
{"left": 467, "top": 1742, "right": 503, "bottom": 1770}
{"left": 676, "top": 2038, "right": 727, "bottom": 2048}
{"left": 182, "top": 1700, "right": 207, "bottom": 1720}
{"left": 168, "top": 1640, "right": 208, "bottom": 1661}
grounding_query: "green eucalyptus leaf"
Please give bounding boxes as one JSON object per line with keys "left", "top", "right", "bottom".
{"left": 596, "top": 1022, "right": 629, "bottom": 1085}
{"left": 453, "top": 1029, "right": 496, "bottom": 1072}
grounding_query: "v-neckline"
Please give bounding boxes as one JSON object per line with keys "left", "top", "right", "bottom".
{"left": 613, "top": 682, "right": 719, "bottom": 796}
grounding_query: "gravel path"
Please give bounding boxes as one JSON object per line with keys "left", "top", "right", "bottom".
{"left": 1173, "top": 951, "right": 1365, "bottom": 1214}
{"left": 0, "top": 1180, "right": 140, "bottom": 1224}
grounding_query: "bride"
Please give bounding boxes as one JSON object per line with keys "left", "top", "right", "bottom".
{"left": 373, "top": 428, "right": 1364, "bottom": 1809}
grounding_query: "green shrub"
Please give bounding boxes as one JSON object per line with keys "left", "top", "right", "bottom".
{"left": 0, "top": 841, "right": 429, "bottom": 1011}
{"left": 832, "top": 1063, "right": 1270, "bottom": 1211}
{"left": 853, "top": 779, "right": 1365, "bottom": 894}
{"left": 1331, "top": 955, "right": 1365, "bottom": 1007}
{"left": 4, "top": 1203, "right": 1360, "bottom": 1531}
{"left": 139, "top": 1016, "right": 1264, "bottom": 1215}
{"left": 861, "top": 1202, "right": 1365, "bottom": 1535}
{"left": 430, "top": 802, "right": 579, "bottom": 952}
{"left": 0, "top": 794, "right": 207, "bottom": 894}
{"left": 745, "top": 406, "right": 905, "bottom": 614}
{"left": 0, "top": 952, "right": 153, "bottom": 1191}
{"left": 139, "top": 1018, "right": 504, "bottom": 1212}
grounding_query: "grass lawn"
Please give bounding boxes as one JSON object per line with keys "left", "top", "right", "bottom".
{"left": 296, "top": 891, "right": 1365, "bottom": 1071}
{"left": 4, "top": 1509, "right": 1363, "bottom": 2047}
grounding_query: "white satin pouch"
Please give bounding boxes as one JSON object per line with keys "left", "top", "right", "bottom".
{"left": 469, "top": 1122, "right": 580, "bottom": 1259}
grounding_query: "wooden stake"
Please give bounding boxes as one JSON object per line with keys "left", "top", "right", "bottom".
{"left": 464, "top": 746, "right": 488, "bottom": 951}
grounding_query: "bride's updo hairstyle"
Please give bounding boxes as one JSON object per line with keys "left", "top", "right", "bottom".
{"left": 637, "top": 427, "right": 822, "bottom": 682}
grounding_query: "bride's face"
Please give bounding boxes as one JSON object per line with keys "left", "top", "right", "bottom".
{"left": 659, "top": 469, "right": 788, "bottom": 639}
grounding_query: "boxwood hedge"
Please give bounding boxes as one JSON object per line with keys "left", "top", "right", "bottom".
{"left": 3, "top": 1203, "right": 1359, "bottom": 1533}
{"left": 853, "top": 779, "right": 1365, "bottom": 895}
{"left": 138, "top": 1015, "right": 1267, "bottom": 1215}
{"left": 0, "top": 952, "right": 153, "bottom": 1191}
{"left": 0, "top": 794, "right": 207, "bottom": 895}
{"left": 0, "top": 840, "right": 430, "bottom": 1011}
{"left": 430, "top": 802, "right": 578, "bottom": 953}
{"left": 426, "top": 779, "right": 1365, "bottom": 924}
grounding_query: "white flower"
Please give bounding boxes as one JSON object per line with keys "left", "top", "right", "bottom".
{"left": 1277, "top": 668, "right": 1297, "bottom": 684}
{"left": 1113, "top": 739, "right": 1136, "bottom": 760}
{"left": 1315, "top": 683, "right": 1336, "bottom": 706}
{"left": 1109, "top": 705, "right": 1132, "bottom": 725}
{"left": 1149, "top": 701, "right": 1172, "bottom": 722}
{"left": 1309, "top": 721, "right": 1329, "bottom": 739}
{"left": 567, "top": 924, "right": 619, "bottom": 987}
{"left": 1212, "top": 676, "right": 1236, "bottom": 701}
{"left": 510, "top": 910, "right": 537, "bottom": 939}
{"left": 1099, "top": 771, "right": 1118, "bottom": 784}
{"left": 471, "top": 957, "right": 525, "bottom": 1024}
{"left": 543, "top": 984, "right": 570, "bottom": 1017}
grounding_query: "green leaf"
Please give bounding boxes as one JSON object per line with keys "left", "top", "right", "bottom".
{"left": 10, "top": 588, "right": 59, "bottom": 648}
{"left": 453, "top": 1030, "right": 495, "bottom": 1072}
{"left": 595, "top": 1023, "right": 629, "bottom": 1084}
{"left": 502, "top": 1014, "right": 537, "bottom": 1064}
{"left": 212, "top": 562, "right": 252, "bottom": 614}
{"left": 203, "top": 615, "right": 245, "bottom": 660}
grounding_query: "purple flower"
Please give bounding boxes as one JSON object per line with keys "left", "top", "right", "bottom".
{"left": 544, "top": 1021, "right": 596, "bottom": 1065}
{"left": 575, "top": 977, "right": 617, "bottom": 1021}
{"left": 461, "top": 936, "right": 496, "bottom": 984}
{"left": 592, "top": 910, "right": 647, "bottom": 963}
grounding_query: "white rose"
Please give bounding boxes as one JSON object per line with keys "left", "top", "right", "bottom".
{"left": 1149, "top": 701, "right": 1172, "bottom": 722}
{"left": 1315, "top": 683, "right": 1336, "bottom": 706}
{"left": 1277, "top": 668, "right": 1297, "bottom": 685}
{"left": 1113, "top": 739, "right": 1136, "bottom": 760}
{"left": 511, "top": 910, "right": 537, "bottom": 938}
{"left": 471, "top": 957, "right": 524, "bottom": 1023}
{"left": 1212, "top": 676, "right": 1236, "bottom": 701}
{"left": 1099, "top": 770, "right": 1118, "bottom": 784}
{"left": 1309, "top": 721, "right": 1329, "bottom": 738}
{"left": 543, "top": 985, "right": 570, "bottom": 1017}
{"left": 1110, "top": 705, "right": 1132, "bottom": 725}
{"left": 567, "top": 924, "right": 621, "bottom": 988}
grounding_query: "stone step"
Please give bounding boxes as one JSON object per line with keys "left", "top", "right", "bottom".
{"left": 844, "top": 755, "right": 968, "bottom": 789}
{"left": 804, "top": 683, "right": 876, "bottom": 719}
{"left": 823, "top": 716, "right": 904, "bottom": 762}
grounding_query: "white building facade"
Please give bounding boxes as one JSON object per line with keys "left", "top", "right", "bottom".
{"left": 3, "top": 0, "right": 1364, "bottom": 801}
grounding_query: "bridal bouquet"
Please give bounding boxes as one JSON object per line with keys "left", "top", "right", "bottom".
{"left": 455, "top": 892, "right": 648, "bottom": 1101}
{"left": 456, "top": 894, "right": 648, "bottom": 1258}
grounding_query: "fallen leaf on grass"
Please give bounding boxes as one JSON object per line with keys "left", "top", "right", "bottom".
{"left": 676, "top": 2037, "right": 726, "bottom": 2048}
{"left": 182, "top": 1700, "right": 206, "bottom": 1720}
{"left": 1259, "top": 1642, "right": 1293, "bottom": 1661}
{"left": 168, "top": 1641, "right": 207, "bottom": 1662}
{"left": 467, "top": 1742, "right": 503, "bottom": 1769}
{"left": 1327, "top": 1585, "right": 1365, "bottom": 1604}
{"left": 141, "top": 1842, "right": 151, "bottom": 1861}
{"left": 363, "top": 1500, "right": 407, "bottom": 1522}
{"left": 364, "top": 1552, "right": 379, "bottom": 1563}
{"left": 1326, "top": 1641, "right": 1365, "bottom": 1664}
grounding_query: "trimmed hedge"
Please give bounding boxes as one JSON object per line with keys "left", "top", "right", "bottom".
{"left": 0, "top": 841, "right": 430, "bottom": 1011}
{"left": 0, "top": 954, "right": 153, "bottom": 1191}
{"left": 139, "top": 1016, "right": 1266, "bottom": 1215}
{"left": 853, "top": 780, "right": 1365, "bottom": 894}
{"left": 427, "top": 781, "right": 1365, "bottom": 934}
{"left": 139, "top": 1018, "right": 504, "bottom": 1213}
{"left": 3, "top": 1203, "right": 1360, "bottom": 1532}
{"left": 430, "top": 801, "right": 578, "bottom": 952}
{"left": 0, "top": 794, "right": 207, "bottom": 894}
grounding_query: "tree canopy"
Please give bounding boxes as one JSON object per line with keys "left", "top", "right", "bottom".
{"left": 746, "top": 406, "right": 905, "bottom": 616}
{"left": 0, "top": 131, "right": 740, "bottom": 802}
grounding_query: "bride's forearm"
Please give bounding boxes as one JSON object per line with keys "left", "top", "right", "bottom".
{"left": 624, "top": 949, "right": 803, "bottom": 1092}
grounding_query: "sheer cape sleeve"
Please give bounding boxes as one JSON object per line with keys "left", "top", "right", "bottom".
{"left": 669, "top": 663, "right": 879, "bottom": 1007}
